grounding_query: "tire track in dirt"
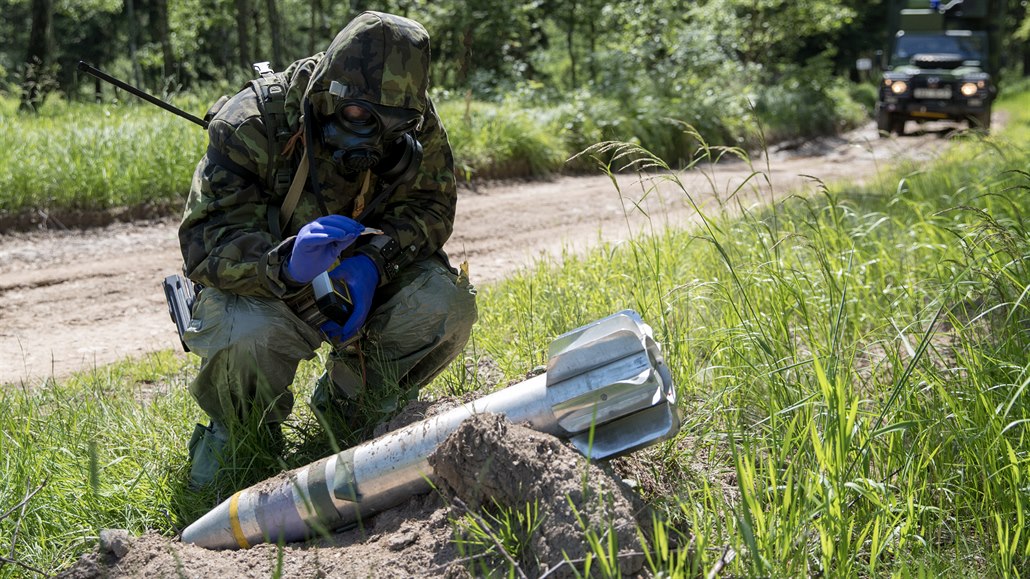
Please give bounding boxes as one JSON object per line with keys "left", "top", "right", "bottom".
{"left": 0, "top": 121, "right": 965, "bottom": 385}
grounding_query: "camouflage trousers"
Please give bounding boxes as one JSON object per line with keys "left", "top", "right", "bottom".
{"left": 183, "top": 254, "right": 477, "bottom": 427}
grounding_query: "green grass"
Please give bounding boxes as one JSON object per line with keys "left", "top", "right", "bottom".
{"left": 436, "top": 98, "right": 568, "bottom": 181}
{"left": 2, "top": 93, "right": 1028, "bottom": 576}
{"left": 0, "top": 82, "right": 867, "bottom": 225}
{"left": 0, "top": 96, "right": 206, "bottom": 218}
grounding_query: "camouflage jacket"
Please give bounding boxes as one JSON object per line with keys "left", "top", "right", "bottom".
{"left": 179, "top": 12, "right": 456, "bottom": 299}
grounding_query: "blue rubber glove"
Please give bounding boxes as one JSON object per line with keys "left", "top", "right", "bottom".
{"left": 320, "top": 254, "right": 381, "bottom": 343}
{"left": 284, "top": 215, "right": 365, "bottom": 284}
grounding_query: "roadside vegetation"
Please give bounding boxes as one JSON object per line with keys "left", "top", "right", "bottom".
{"left": 2, "top": 88, "right": 1028, "bottom": 576}
{"left": 466, "top": 90, "right": 1030, "bottom": 575}
{"left": 2, "top": 1, "right": 904, "bottom": 217}
{"left": 0, "top": 74, "right": 869, "bottom": 227}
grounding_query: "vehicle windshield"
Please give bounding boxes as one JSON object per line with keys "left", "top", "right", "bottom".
{"left": 891, "top": 31, "right": 987, "bottom": 66}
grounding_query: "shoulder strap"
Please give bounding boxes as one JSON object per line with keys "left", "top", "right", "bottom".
{"left": 247, "top": 62, "right": 292, "bottom": 200}
{"left": 278, "top": 155, "right": 309, "bottom": 232}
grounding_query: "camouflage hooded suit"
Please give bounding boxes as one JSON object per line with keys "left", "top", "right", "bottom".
{"left": 179, "top": 12, "right": 476, "bottom": 429}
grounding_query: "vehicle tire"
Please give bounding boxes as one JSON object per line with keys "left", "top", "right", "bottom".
{"left": 889, "top": 115, "right": 906, "bottom": 136}
{"left": 968, "top": 109, "right": 991, "bottom": 132}
{"left": 876, "top": 110, "right": 892, "bottom": 138}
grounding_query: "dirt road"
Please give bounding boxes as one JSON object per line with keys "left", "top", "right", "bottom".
{"left": 0, "top": 121, "right": 960, "bottom": 385}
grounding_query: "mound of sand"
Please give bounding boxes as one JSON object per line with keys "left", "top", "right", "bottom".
{"left": 57, "top": 413, "right": 649, "bottom": 578}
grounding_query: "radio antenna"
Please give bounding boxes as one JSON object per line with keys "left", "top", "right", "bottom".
{"left": 77, "top": 61, "right": 208, "bottom": 129}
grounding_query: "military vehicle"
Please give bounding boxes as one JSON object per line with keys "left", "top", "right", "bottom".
{"left": 876, "top": 0, "right": 1001, "bottom": 136}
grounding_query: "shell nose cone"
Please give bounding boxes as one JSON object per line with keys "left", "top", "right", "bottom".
{"left": 181, "top": 498, "right": 240, "bottom": 550}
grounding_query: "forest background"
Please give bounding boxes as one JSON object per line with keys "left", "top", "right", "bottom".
{"left": 5, "top": 0, "right": 1030, "bottom": 168}
{"left": 3, "top": 0, "right": 1030, "bottom": 228}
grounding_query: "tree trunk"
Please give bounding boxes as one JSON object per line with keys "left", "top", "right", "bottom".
{"left": 20, "top": 0, "right": 54, "bottom": 111}
{"left": 265, "top": 0, "right": 284, "bottom": 67}
{"left": 252, "top": 3, "right": 263, "bottom": 61}
{"left": 151, "top": 0, "right": 175, "bottom": 82}
{"left": 125, "top": 0, "right": 143, "bottom": 88}
{"left": 308, "top": 0, "right": 321, "bottom": 54}
{"left": 566, "top": 0, "right": 577, "bottom": 89}
{"left": 460, "top": 26, "right": 473, "bottom": 87}
{"left": 588, "top": 5, "right": 596, "bottom": 84}
{"left": 235, "top": 0, "right": 253, "bottom": 71}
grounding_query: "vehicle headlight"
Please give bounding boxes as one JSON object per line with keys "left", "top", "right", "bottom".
{"left": 960, "top": 82, "right": 978, "bottom": 97}
{"left": 890, "top": 80, "right": 909, "bottom": 95}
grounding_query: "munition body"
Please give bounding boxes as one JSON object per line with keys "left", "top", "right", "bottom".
{"left": 182, "top": 310, "right": 680, "bottom": 549}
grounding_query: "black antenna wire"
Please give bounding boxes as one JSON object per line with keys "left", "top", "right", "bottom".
{"left": 77, "top": 61, "right": 209, "bottom": 129}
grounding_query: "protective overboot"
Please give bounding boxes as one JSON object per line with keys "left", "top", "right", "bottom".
{"left": 310, "top": 371, "right": 363, "bottom": 434}
{"left": 187, "top": 420, "right": 230, "bottom": 489}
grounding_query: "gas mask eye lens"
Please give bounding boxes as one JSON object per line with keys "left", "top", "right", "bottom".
{"left": 341, "top": 104, "right": 372, "bottom": 124}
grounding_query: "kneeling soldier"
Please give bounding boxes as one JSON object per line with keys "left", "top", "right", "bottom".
{"left": 178, "top": 11, "right": 476, "bottom": 488}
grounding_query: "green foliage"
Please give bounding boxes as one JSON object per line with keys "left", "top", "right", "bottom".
{"left": 0, "top": 96, "right": 206, "bottom": 217}
{"left": 845, "top": 80, "right": 879, "bottom": 114}
{"left": 4, "top": 0, "right": 1029, "bottom": 130}
{"left": 452, "top": 499, "right": 543, "bottom": 575}
{"left": 439, "top": 98, "right": 567, "bottom": 181}
{"left": 4, "top": 0, "right": 994, "bottom": 108}
{"left": 688, "top": 0, "right": 857, "bottom": 70}
{"left": 0, "top": 352, "right": 196, "bottom": 572}
{"left": 2, "top": 0, "right": 905, "bottom": 221}
{"left": 751, "top": 61, "right": 870, "bottom": 142}
{"left": 0, "top": 81, "right": 871, "bottom": 222}
{"left": 467, "top": 91, "right": 1030, "bottom": 575}
{"left": 5, "top": 83, "right": 1029, "bottom": 579}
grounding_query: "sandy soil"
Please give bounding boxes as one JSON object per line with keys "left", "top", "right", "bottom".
{"left": 0, "top": 121, "right": 962, "bottom": 386}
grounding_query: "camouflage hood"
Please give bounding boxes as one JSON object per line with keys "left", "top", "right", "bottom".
{"left": 304, "top": 11, "right": 431, "bottom": 120}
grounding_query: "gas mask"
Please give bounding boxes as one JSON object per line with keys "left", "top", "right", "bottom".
{"left": 317, "top": 97, "right": 424, "bottom": 184}
{"left": 301, "top": 96, "right": 426, "bottom": 329}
